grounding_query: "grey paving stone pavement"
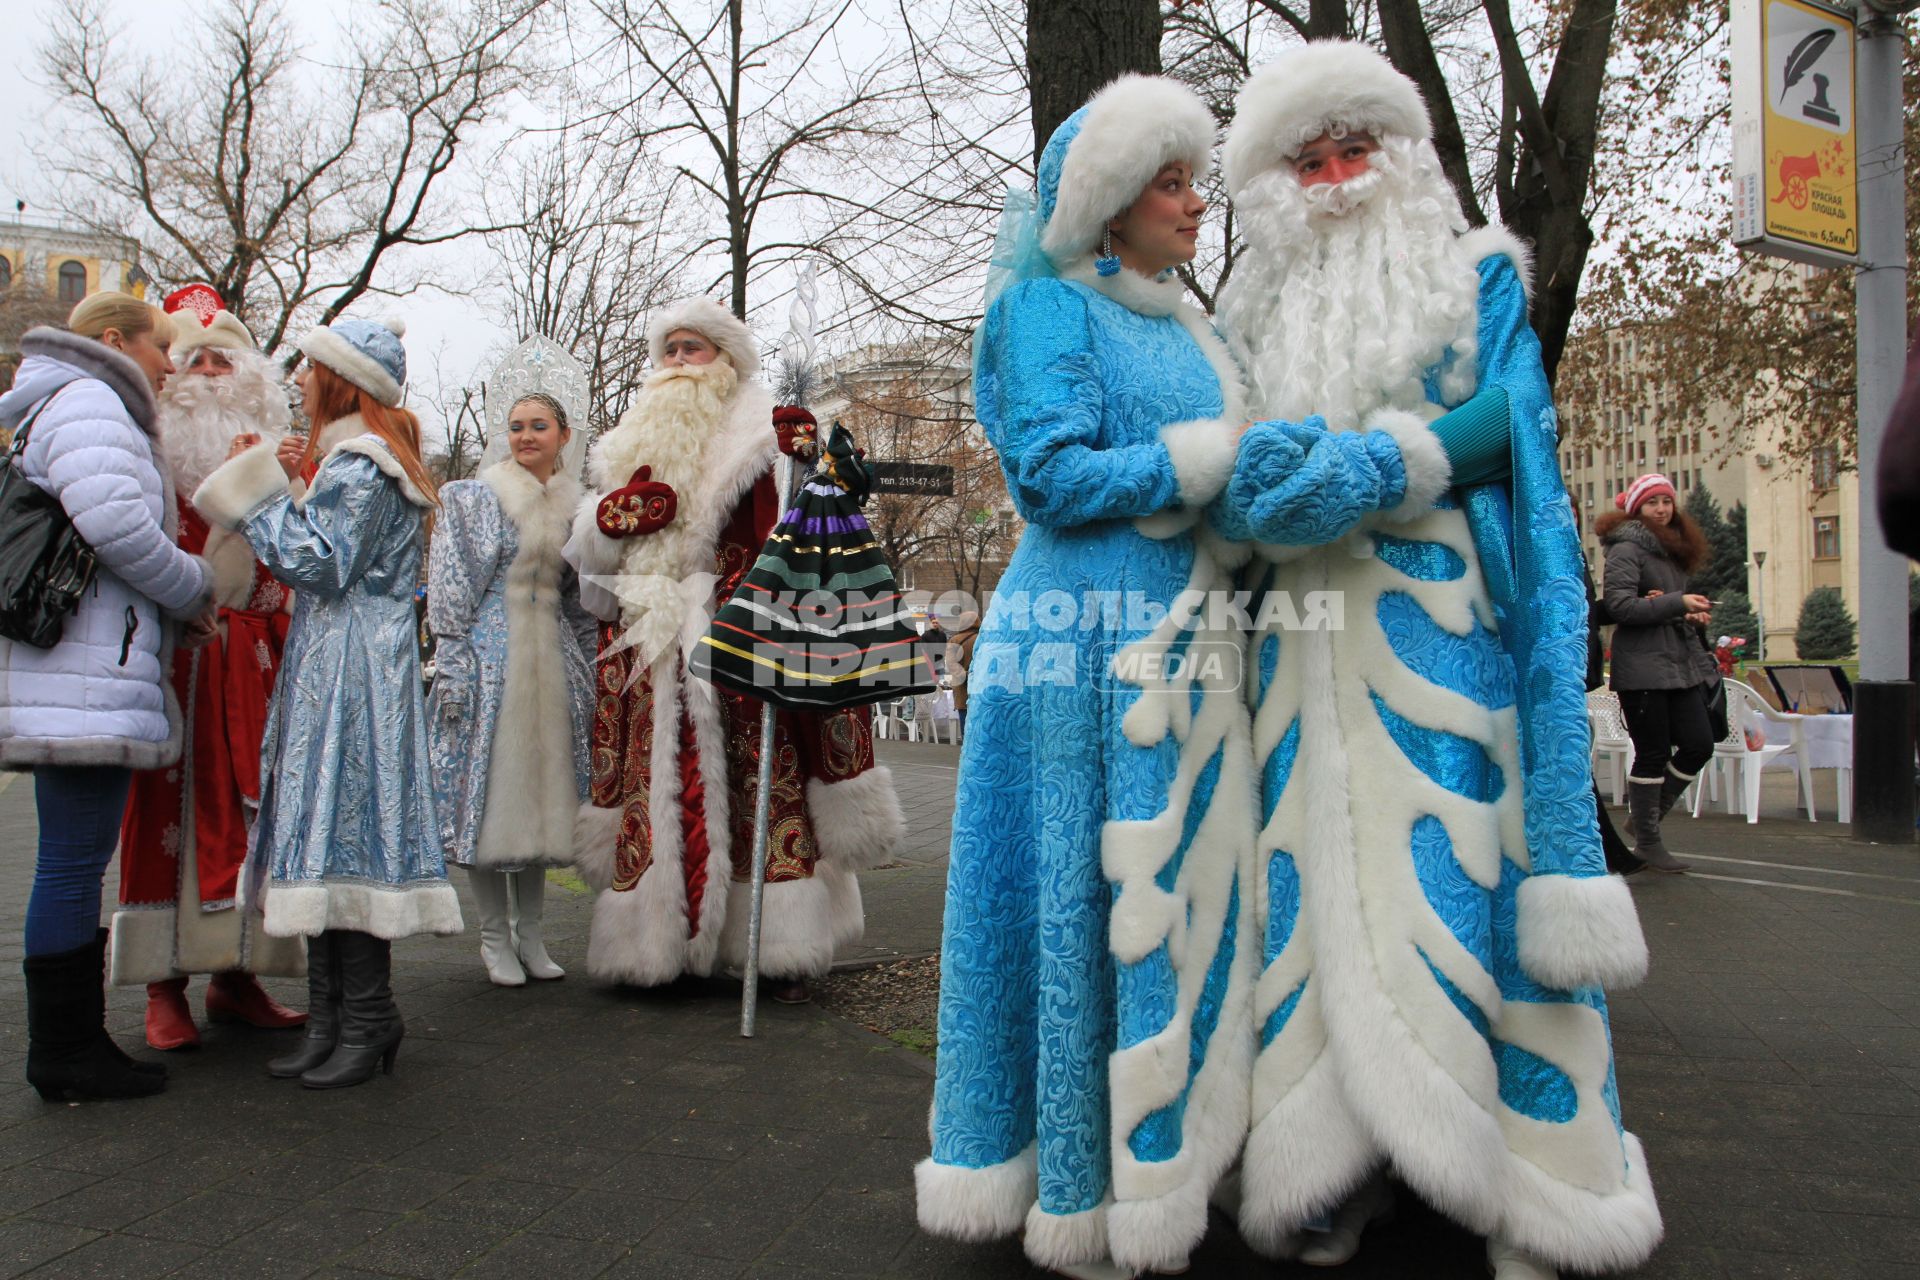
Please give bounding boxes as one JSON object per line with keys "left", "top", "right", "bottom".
{"left": 0, "top": 749, "right": 1913, "bottom": 1278}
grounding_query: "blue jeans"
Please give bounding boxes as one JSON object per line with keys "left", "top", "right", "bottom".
{"left": 27, "top": 766, "right": 133, "bottom": 957}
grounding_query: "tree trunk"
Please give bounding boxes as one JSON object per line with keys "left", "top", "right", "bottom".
{"left": 1025, "top": 0, "right": 1163, "bottom": 166}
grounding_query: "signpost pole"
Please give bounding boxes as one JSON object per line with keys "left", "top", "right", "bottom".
{"left": 1849, "top": 7, "right": 1915, "bottom": 843}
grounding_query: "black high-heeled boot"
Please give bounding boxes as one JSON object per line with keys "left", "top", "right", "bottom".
{"left": 91, "top": 931, "right": 165, "bottom": 1077}
{"left": 268, "top": 931, "right": 341, "bottom": 1079}
{"left": 300, "top": 931, "right": 403, "bottom": 1090}
{"left": 24, "top": 937, "right": 166, "bottom": 1102}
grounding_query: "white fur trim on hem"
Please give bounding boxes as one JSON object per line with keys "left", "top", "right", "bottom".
{"left": 1368, "top": 407, "right": 1453, "bottom": 523}
{"left": 1515, "top": 873, "right": 1650, "bottom": 991}
{"left": 805, "top": 767, "right": 905, "bottom": 872}
{"left": 584, "top": 862, "right": 691, "bottom": 987}
{"left": 717, "top": 862, "right": 863, "bottom": 980}
{"left": 573, "top": 803, "right": 624, "bottom": 893}
{"left": 261, "top": 879, "right": 464, "bottom": 940}
{"left": 1161, "top": 418, "right": 1241, "bottom": 508}
{"left": 1041, "top": 74, "right": 1216, "bottom": 265}
{"left": 1023, "top": 1198, "right": 1111, "bottom": 1270}
{"left": 1459, "top": 224, "right": 1537, "bottom": 300}
{"left": 915, "top": 1146, "right": 1036, "bottom": 1241}
{"left": 194, "top": 441, "right": 288, "bottom": 530}
{"left": 1499, "top": 1131, "right": 1663, "bottom": 1272}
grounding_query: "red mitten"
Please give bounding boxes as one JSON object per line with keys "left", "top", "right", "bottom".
{"left": 596, "top": 465, "right": 679, "bottom": 537}
{"left": 774, "top": 405, "right": 818, "bottom": 459}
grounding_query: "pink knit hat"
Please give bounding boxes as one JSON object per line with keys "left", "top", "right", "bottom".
{"left": 1616, "top": 473, "right": 1676, "bottom": 515}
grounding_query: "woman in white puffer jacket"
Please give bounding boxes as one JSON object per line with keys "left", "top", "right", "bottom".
{"left": 0, "top": 292, "right": 214, "bottom": 1102}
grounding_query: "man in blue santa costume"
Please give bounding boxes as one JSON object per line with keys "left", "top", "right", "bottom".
{"left": 1209, "top": 41, "right": 1662, "bottom": 1280}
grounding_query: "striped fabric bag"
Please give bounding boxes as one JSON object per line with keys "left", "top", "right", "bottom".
{"left": 694, "top": 424, "right": 938, "bottom": 711}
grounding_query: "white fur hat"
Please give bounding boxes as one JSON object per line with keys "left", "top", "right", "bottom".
{"left": 1222, "top": 40, "right": 1431, "bottom": 199}
{"left": 647, "top": 298, "right": 761, "bottom": 378}
{"left": 170, "top": 310, "right": 259, "bottom": 359}
{"left": 1037, "top": 74, "right": 1216, "bottom": 264}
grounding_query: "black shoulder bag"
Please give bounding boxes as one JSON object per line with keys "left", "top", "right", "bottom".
{"left": 1692, "top": 624, "right": 1729, "bottom": 742}
{"left": 0, "top": 391, "right": 98, "bottom": 648}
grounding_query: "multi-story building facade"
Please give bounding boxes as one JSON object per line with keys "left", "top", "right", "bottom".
{"left": 0, "top": 213, "right": 148, "bottom": 390}
{"left": 1556, "top": 315, "right": 1859, "bottom": 661}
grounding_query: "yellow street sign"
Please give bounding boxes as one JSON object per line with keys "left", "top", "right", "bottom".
{"left": 1733, "top": 0, "right": 1859, "bottom": 267}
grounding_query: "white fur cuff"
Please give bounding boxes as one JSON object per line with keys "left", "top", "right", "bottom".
{"left": 1162, "top": 417, "right": 1241, "bottom": 508}
{"left": 1367, "top": 408, "right": 1453, "bottom": 523}
{"left": 915, "top": 1146, "right": 1037, "bottom": 1242}
{"left": 194, "top": 442, "right": 288, "bottom": 530}
{"left": 806, "top": 768, "right": 906, "bottom": 871}
{"left": 1515, "top": 873, "right": 1649, "bottom": 991}
{"left": 573, "top": 804, "right": 624, "bottom": 893}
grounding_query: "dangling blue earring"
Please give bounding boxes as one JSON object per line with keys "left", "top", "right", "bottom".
{"left": 1096, "top": 228, "right": 1121, "bottom": 277}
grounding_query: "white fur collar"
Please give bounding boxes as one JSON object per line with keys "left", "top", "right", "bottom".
{"left": 480, "top": 458, "right": 581, "bottom": 533}
{"left": 315, "top": 413, "right": 433, "bottom": 507}
{"left": 1457, "top": 224, "right": 1535, "bottom": 300}
{"left": 1059, "top": 256, "right": 1189, "bottom": 317}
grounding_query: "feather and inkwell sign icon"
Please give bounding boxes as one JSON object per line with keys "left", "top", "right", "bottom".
{"left": 1732, "top": 0, "right": 1858, "bottom": 266}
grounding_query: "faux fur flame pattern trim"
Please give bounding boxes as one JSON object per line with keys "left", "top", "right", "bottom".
{"left": 1041, "top": 74, "right": 1216, "bottom": 265}
{"left": 805, "top": 767, "right": 905, "bottom": 872}
{"left": 470, "top": 463, "right": 584, "bottom": 869}
{"left": 914, "top": 1145, "right": 1037, "bottom": 1242}
{"left": 1501, "top": 1131, "right": 1663, "bottom": 1271}
{"left": 1515, "top": 873, "right": 1650, "bottom": 991}
{"left": 261, "top": 879, "right": 464, "bottom": 940}
{"left": 1367, "top": 406, "right": 1454, "bottom": 522}
{"left": 716, "top": 861, "right": 863, "bottom": 980}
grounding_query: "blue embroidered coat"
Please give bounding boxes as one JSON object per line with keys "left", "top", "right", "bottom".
{"left": 426, "top": 464, "right": 596, "bottom": 870}
{"left": 921, "top": 263, "right": 1257, "bottom": 1273}
{"left": 1214, "top": 243, "right": 1661, "bottom": 1273}
{"left": 194, "top": 417, "right": 463, "bottom": 942}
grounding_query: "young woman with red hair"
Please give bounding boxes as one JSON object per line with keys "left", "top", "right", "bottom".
{"left": 194, "top": 315, "right": 462, "bottom": 1090}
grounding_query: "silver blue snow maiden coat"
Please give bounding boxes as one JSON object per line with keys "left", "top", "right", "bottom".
{"left": 194, "top": 416, "right": 462, "bottom": 941}
{"left": 426, "top": 461, "right": 596, "bottom": 869}
{"left": 916, "top": 76, "right": 1258, "bottom": 1276}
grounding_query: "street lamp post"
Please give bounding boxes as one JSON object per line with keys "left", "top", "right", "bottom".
{"left": 1753, "top": 550, "right": 1766, "bottom": 665}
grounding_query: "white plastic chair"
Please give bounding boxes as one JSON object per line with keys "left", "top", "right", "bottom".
{"left": 1692, "top": 680, "right": 1814, "bottom": 823}
{"left": 1586, "top": 690, "right": 1634, "bottom": 805}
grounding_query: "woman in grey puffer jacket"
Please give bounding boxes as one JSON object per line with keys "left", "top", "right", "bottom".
{"left": 0, "top": 294, "right": 214, "bottom": 1101}
{"left": 1598, "top": 472, "right": 1716, "bottom": 873}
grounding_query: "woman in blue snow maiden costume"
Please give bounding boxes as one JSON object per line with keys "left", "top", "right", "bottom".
{"left": 915, "top": 75, "right": 1259, "bottom": 1279}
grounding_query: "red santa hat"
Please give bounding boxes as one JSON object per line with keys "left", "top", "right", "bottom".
{"left": 164, "top": 284, "right": 259, "bottom": 358}
{"left": 1615, "top": 473, "right": 1676, "bottom": 515}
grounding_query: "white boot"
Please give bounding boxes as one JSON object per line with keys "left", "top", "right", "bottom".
{"left": 466, "top": 867, "right": 526, "bottom": 986}
{"left": 510, "top": 869, "right": 565, "bottom": 981}
{"left": 1297, "top": 1177, "right": 1394, "bottom": 1267}
{"left": 1487, "top": 1236, "right": 1558, "bottom": 1280}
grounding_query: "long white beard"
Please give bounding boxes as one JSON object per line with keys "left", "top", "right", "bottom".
{"left": 589, "top": 357, "right": 742, "bottom": 664}
{"left": 1219, "top": 136, "right": 1482, "bottom": 427}
{"left": 159, "top": 354, "right": 292, "bottom": 497}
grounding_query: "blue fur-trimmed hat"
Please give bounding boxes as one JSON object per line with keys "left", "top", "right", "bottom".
{"left": 1036, "top": 74, "right": 1215, "bottom": 266}
{"left": 299, "top": 315, "right": 408, "bottom": 407}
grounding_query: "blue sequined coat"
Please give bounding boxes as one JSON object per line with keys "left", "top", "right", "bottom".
{"left": 426, "top": 463, "right": 596, "bottom": 869}
{"left": 922, "top": 262, "right": 1258, "bottom": 1273}
{"left": 1215, "top": 243, "right": 1660, "bottom": 1273}
{"left": 194, "top": 417, "right": 462, "bottom": 941}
